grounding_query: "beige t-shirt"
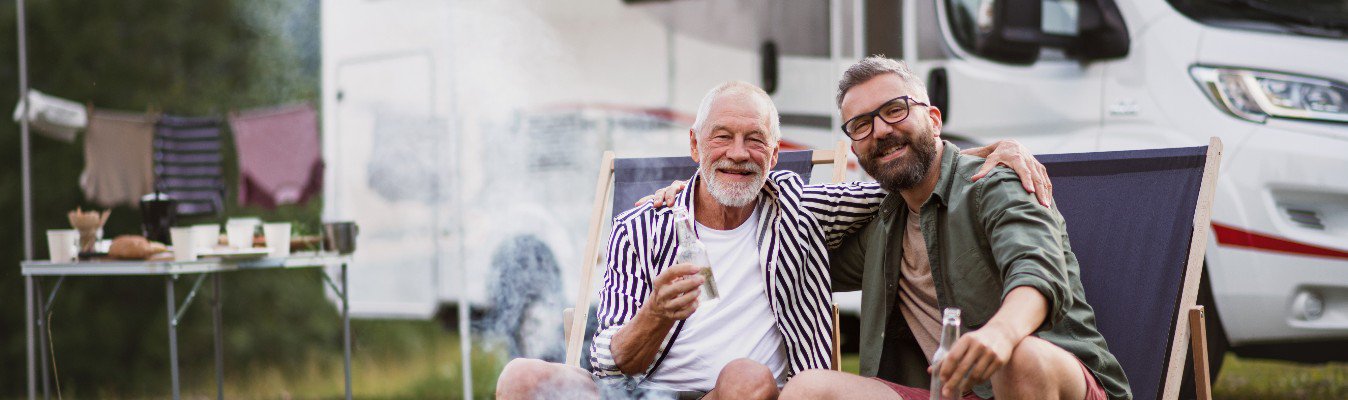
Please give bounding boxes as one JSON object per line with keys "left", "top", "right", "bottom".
{"left": 897, "top": 209, "right": 944, "bottom": 362}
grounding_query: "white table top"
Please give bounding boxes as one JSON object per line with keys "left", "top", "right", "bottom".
{"left": 20, "top": 252, "right": 352, "bottom": 277}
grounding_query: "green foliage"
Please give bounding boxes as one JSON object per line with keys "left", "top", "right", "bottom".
{"left": 0, "top": 0, "right": 324, "bottom": 396}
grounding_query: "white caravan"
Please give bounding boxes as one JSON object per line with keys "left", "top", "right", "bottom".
{"left": 664, "top": 0, "right": 1348, "bottom": 379}
{"left": 322, "top": 0, "right": 1348, "bottom": 378}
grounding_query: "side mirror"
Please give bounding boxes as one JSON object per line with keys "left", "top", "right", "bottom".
{"left": 970, "top": 0, "right": 1129, "bottom": 64}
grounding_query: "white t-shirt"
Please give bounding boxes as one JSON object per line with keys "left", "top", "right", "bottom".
{"left": 641, "top": 207, "right": 788, "bottom": 392}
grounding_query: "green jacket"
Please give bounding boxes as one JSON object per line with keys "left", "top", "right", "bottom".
{"left": 830, "top": 141, "right": 1131, "bottom": 400}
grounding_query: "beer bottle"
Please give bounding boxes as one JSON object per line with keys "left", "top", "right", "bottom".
{"left": 672, "top": 208, "right": 719, "bottom": 310}
{"left": 931, "top": 307, "right": 962, "bottom": 400}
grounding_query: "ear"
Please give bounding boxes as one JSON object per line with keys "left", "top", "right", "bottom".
{"left": 928, "top": 106, "right": 943, "bottom": 139}
{"left": 690, "top": 128, "right": 700, "bottom": 162}
{"left": 768, "top": 142, "right": 780, "bottom": 170}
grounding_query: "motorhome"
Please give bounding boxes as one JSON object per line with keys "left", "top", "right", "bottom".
{"left": 322, "top": 0, "right": 1348, "bottom": 381}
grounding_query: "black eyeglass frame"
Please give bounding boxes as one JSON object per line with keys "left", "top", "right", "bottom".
{"left": 840, "top": 95, "right": 930, "bottom": 141}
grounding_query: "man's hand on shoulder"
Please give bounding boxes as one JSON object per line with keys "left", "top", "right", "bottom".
{"left": 963, "top": 139, "right": 1053, "bottom": 207}
{"left": 636, "top": 180, "right": 687, "bottom": 208}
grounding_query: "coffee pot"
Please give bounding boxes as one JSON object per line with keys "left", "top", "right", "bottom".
{"left": 139, "top": 192, "right": 177, "bottom": 243}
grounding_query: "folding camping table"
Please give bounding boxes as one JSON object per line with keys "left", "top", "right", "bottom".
{"left": 21, "top": 252, "right": 354, "bottom": 400}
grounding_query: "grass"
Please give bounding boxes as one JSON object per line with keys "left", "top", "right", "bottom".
{"left": 172, "top": 320, "right": 510, "bottom": 400}
{"left": 32, "top": 319, "right": 1346, "bottom": 399}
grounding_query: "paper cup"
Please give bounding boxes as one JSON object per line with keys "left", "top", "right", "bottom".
{"left": 46, "top": 229, "right": 79, "bottom": 263}
{"left": 193, "top": 224, "right": 219, "bottom": 249}
{"left": 263, "top": 223, "right": 292, "bottom": 257}
{"left": 170, "top": 227, "right": 197, "bottom": 261}
{"left": 226, "top": 223, "right": 256, "bottom": 250}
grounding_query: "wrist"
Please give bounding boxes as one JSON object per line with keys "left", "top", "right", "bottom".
{"left": 986, "top": 319, "right": 1026, "bottom": 344}
{"left": 637, "top": 302, "right": 674, "bottom": 327}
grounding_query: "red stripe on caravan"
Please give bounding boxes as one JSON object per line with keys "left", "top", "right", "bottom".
{"left": 1211, "top": 222, "right": 1348, "bottom": 260}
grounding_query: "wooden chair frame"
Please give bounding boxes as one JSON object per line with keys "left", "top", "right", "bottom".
{"left": 1166, "top": 137, "right": 1223, "bottom": 400}
{"left": 563, "top": 140, "right": 852, "bottom": 371}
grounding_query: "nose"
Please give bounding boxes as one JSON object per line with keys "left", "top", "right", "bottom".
{"left": 726, "top": 138, "right": 752, "bottom": 162}
{"left": 870, "top": 114, "right": 896, "bottom": 140}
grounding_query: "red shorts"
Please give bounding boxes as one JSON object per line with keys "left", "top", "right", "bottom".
{"left": 871, "top": 358, "right": 1107, "bottom": 400}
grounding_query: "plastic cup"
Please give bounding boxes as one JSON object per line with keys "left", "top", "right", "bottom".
{"left": 263, "top": 223, "right": 292, "bottom": 258}
{"left": 226, "top": 222, "right": 256, "bottom": 250}
{"left": 46, "top": 229, "right": 79, "bottom": 263}
{"left": 170, "top": 227, "right": 197, "bottom": 261}
{"left": 193, "top": 224, "right": 219, "bottom": 250}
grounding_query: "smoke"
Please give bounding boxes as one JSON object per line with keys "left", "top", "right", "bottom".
{"left": 481, "top": 235, "right": 566, "bottom": 361}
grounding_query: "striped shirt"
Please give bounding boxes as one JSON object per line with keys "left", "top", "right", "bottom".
{"left": 590, "top": 169, "right": 886, "bottom": 389}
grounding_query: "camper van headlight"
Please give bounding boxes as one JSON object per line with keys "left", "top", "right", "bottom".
{"left": 1190, "top": 66, "right": 1348, "bottom": 124}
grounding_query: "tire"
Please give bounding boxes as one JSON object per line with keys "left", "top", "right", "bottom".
{"left": 1180, "top": 265, "right": 1229, "bottom": 399}
{"left": 483, "top": 235, "right": 566, "bottom": 362}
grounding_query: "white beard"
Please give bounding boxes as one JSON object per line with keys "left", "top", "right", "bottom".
{"left": 700, "top": 157, "right": 766, "bottom": 207}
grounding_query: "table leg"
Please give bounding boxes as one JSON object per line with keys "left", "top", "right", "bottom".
{"left": 213, "top": 274, "right": 224, "bottom": 400}
{"left": 166, "top": 276, "right": 180, "bottom": 400}
{"left": 26, "top": 276, "right": 35, "bottom": 400}
{"left": 342, "top": 262, "right": 352, "bottom": 400}
{"left": 36, "top": 278, "right": 48, "bottom": 400}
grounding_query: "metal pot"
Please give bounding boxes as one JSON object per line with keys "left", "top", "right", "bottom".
{"left": 322, "top": 221, "right": 359, "bottom": 254}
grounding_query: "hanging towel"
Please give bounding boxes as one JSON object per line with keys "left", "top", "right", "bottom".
{"left": 228, "top": 103, "right": 323, "bottom": 209}
{"left": 12, "top": 89, "right": 87, "bottom": 142}
{"left": 81, "top": 110, "right": 157, "bottom": 207}
{"left": 154, "top": 115, "right": 226, "bottom": 216}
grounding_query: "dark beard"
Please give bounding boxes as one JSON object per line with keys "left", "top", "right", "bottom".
{"left": 859, "top": 132, "right": 937, "bottom": 193}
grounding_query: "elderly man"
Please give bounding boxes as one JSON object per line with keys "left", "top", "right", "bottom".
{"left": 779, "top": 57, "right": 1130, "bottom": 400}
{"left": 496, "top": 81, "right": 1043, "bottom": 400}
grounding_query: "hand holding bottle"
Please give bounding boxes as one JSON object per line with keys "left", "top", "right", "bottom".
{"left": 643, "top": 264, "right": 704, "bottom": 321}
{"left": 931, "top": 319, "right": 1017, "bottom": 398}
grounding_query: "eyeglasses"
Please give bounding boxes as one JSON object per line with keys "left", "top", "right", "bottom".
{"left": 841, "top": 96, "right": 929, "bottom": 141}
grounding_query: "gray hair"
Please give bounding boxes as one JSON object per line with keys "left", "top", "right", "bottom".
{"left": 836, "top": 56, "right": 930, "bottom": 108}
{"left": 692, "top": 81, "right": 781, "bottom": 143}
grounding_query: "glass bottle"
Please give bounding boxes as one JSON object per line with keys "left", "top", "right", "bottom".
{"left": 673, "top": 208, "right": 719, "bottom": 309}
{"left": 930, "top": 307, "right": 962, "bottom": 400}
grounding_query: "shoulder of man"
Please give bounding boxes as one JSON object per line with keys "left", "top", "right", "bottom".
{"left": 949, "top": 152, "right": 1020, "bottom": 194}
{"left": 767, "top": 169, "right": 803, "bottom": 186}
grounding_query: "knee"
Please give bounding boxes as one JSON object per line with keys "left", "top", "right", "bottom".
{"left": 496, "top": 358, "right": 556, "bottom": 399}
{"left": 716, "top": 359, "right": 778, "bottom": 399}
{"left": 779, "top": 369, "right": 839, "bottom": 400}
{"left": 992, "top": 338, "right": 1056, "bottom": 394}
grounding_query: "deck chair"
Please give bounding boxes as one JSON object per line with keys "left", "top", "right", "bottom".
{"left": 563, "top": 140, "right": 853, "bottom": 371}
{"left": 1040, "top": 137, "right": 1222, "bottom": 400}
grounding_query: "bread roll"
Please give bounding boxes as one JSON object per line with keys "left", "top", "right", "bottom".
{"left": 109, "top": 235, "right": 168, "bottom": 260}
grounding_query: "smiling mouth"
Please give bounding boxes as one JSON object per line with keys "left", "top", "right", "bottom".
{"left": 717, "top": 168, "right": 756, "bottom": 177}
{"left": 877, "top": 143, "right": 908, "bottom": 162}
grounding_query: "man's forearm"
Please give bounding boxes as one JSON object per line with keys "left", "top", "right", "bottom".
{"left": 611, "top": 306, "right": 677, "bottom": 375}
{"left": 984, "top": 286, "right": 1049, "bottom": 343}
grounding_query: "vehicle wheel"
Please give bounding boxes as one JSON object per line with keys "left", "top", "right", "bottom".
{"left": 484, "top": 235, "right": 566, "bottom": 362}
{"left": 1180, "top": 264, "right": 1229, "bottom": 399}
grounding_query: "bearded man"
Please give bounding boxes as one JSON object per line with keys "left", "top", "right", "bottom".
{"left": 779, "top": 56, "right": 1130, "bottom": 400}
{"left": 496, "top": 80, "right": 1044, "bottom": 400}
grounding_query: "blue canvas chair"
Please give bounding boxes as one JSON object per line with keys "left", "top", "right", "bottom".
{"left": 1040, "top": 137, "right": 1222, "bottom": 400}
{"left": 562, "top": 141, "right": 852, "bottom": 371}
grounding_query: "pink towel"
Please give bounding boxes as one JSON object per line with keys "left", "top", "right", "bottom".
{"left": 228, "top": 104, "right": 323, "bottom": 209}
